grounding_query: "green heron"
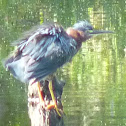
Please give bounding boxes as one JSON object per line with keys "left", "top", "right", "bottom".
{"left": 3, "top": 20, "right": 112, "bottom": 116}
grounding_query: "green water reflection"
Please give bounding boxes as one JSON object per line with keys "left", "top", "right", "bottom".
{"left": 0, "top": 0, "right": 126, "bottom": 126}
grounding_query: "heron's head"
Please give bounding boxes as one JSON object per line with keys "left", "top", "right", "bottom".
{"left": 73, "top": 20, "right": 113, "bottom": 42}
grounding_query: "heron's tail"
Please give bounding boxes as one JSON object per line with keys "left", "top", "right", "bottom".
{"left": 2, "top": 54, "right": 28, "bottom": 84}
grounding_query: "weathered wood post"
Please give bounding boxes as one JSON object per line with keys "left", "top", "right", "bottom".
{"left": 28, "top": 76, "right": 65, "bottom": 126}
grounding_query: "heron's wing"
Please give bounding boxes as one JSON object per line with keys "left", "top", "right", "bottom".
{"left": 14, "top": 23, "right": 77, "bottom": 82}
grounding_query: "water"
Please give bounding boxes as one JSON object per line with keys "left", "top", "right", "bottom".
{"left": 0, "top": 0, "right": 126, "bottom": 126}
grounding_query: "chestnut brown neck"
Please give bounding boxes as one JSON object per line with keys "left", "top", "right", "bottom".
{"left": 66, "top": 28, "right": 85, "bottom": 49}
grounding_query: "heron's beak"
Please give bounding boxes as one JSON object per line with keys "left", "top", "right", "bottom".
{"left": 89, "top": 30, "right": 114, "bottom": 35}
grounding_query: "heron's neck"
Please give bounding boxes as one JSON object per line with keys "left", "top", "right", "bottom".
{"left": 66, "top": 28, "right": 84, "bottom": 49}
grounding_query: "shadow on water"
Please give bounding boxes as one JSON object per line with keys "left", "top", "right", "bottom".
{"left": 0, "top": 0, "right": 126, "bottom": 126}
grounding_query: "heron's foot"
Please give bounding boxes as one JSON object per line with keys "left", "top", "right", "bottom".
{"left": 46, "top": 100, "right": 61, "bottom": 117}
{"left": 48, "top": 81, "right": 61, "bottom": 117}
{"left": 34, "top": 81, "right": 62, "bottom": 117}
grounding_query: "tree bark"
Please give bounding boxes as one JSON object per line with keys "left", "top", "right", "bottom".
{"left": 28, "top": 76, "right": 65, "bottom": 126}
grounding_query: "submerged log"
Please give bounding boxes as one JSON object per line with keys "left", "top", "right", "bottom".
{"left": 28, "top": 76, "right": 65, "bottom": 126}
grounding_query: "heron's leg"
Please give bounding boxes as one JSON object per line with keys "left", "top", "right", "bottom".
{"left": 47, "top": 80, "right": 61, "bottom": 117}
{"left": 37, "top": 82, "right": 44, "bottom": 106}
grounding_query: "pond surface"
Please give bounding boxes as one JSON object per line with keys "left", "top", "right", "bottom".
{"left": 0, "top": 0, "right": 126, "bottom": 126}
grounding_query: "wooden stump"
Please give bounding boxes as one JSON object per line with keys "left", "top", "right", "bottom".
{"left": 28, "top": 77, "right": 65, "bottom": 126}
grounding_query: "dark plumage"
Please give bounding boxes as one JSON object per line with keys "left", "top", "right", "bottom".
{"left": 73, "top": 20, "right": 93, "bottom": 32}
{"left": 4, "top": 23, "right": 78, "bottom": 83}
{"left": 3, "top": 20, "right": 112, "bottom": 84}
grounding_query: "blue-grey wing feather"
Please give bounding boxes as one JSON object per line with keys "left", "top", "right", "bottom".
{"left": 4, "top": 23, "right": 78, "bottom": 83}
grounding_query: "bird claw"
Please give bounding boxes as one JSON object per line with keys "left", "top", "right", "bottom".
{"left": 45, "top": 101, "right": 55, "bottom": 110}
{"left": 45, "top": 101, "right": 61, "bottom": 117}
